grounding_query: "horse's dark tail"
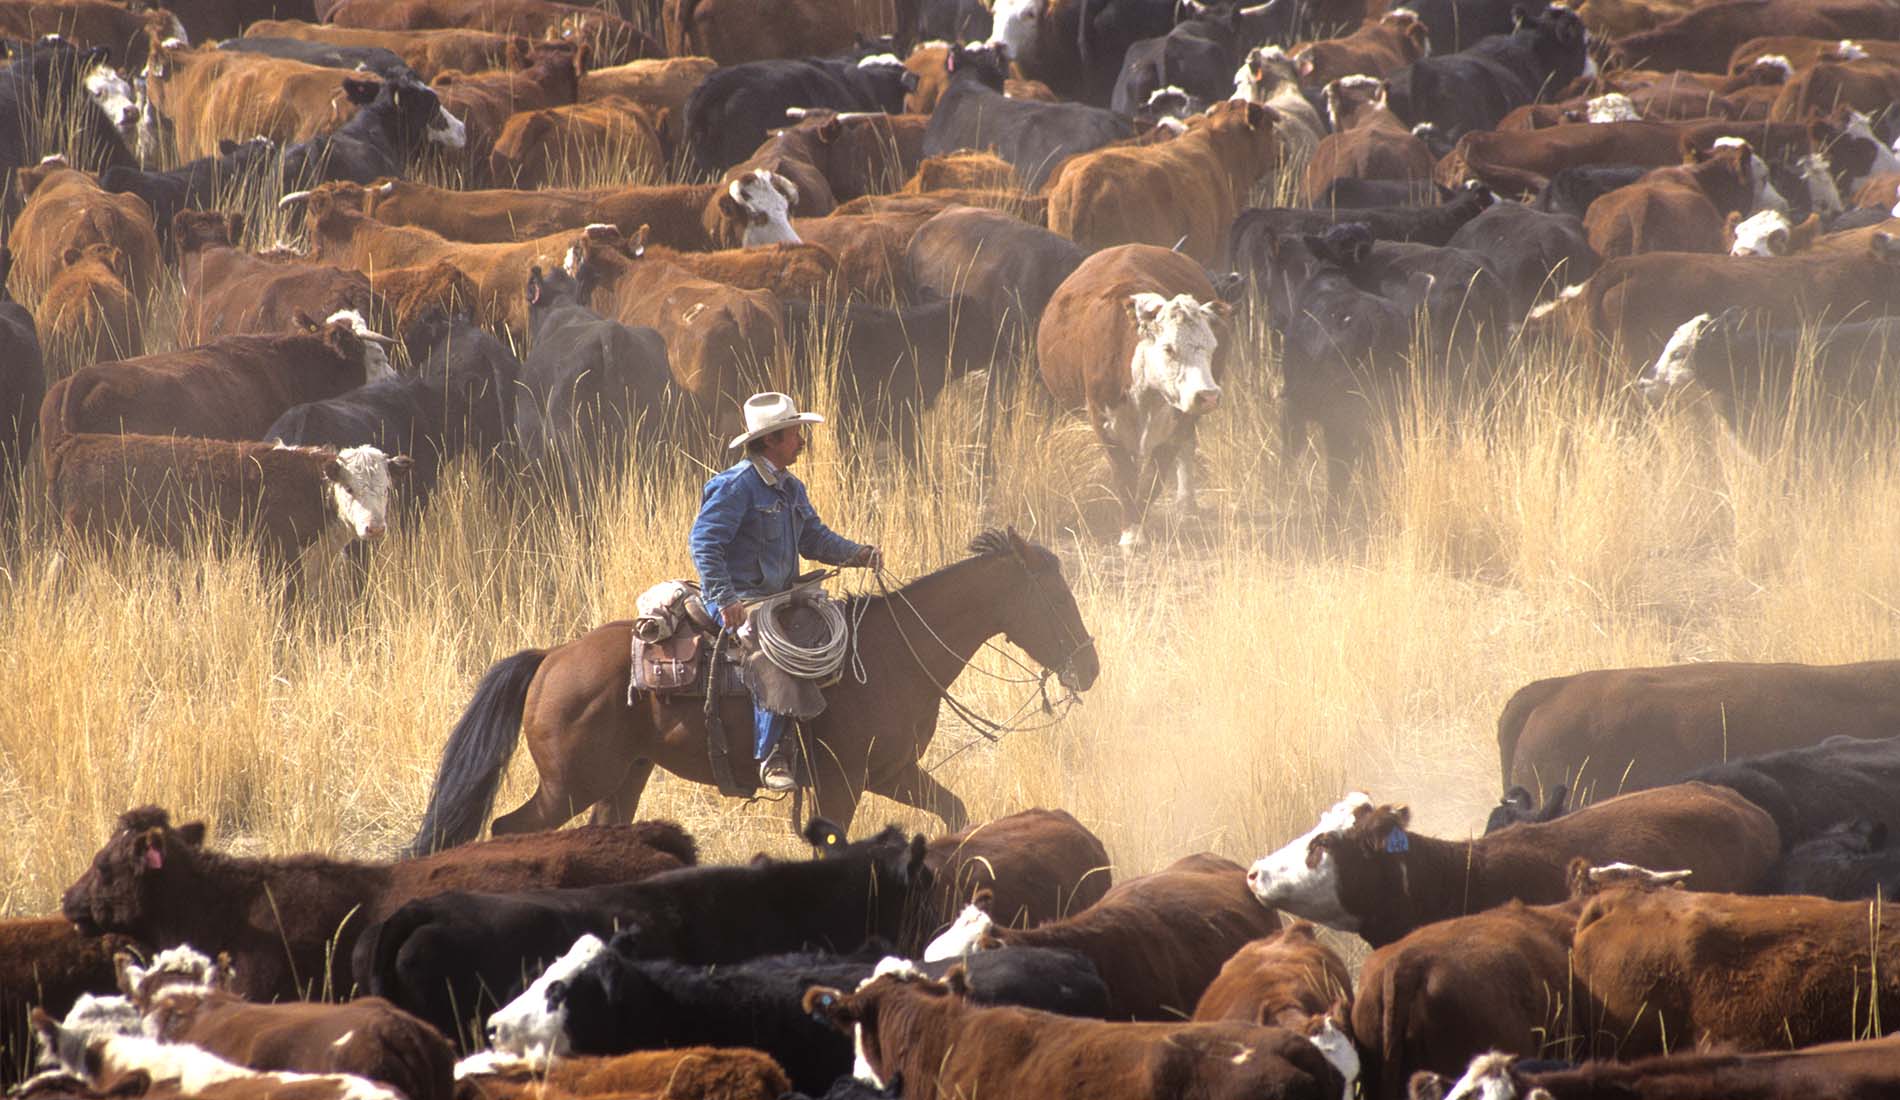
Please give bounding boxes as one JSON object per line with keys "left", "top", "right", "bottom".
{"left": 404, "top": 648, "right": 548, "bottom": 857}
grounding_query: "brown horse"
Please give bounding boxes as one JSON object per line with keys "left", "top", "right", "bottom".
{"left": 405, "top": 530, "right": 1099, "bottom": 854}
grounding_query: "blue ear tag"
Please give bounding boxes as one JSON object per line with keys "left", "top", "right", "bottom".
{"left": 1384, "top": 829, "right": 1410, "bottom": 854}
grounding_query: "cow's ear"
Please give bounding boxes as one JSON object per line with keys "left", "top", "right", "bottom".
{"left": 61, "top": 246, "right": 84, "bottom": 268}
{"left": 30, "top": 1009, "right": 60, "bottom": 1061}
{"left": 389, "top": 454, "right": 414, "bottom": 473}
{"left": 801, "top": 985, "right": 857, "bottom": 1026}
{"left": 1723, "top": 210, "right": 1743, "bottom": 236}
{"left": 944, "top": 48, "right": 957, "bottom": 73}
{"left": 342, "top": 77, "right": 380, "bottom": 105}
{"left": 1408, "top": 1069, "right": 1451, "bottom": 1100}
{"left": 770, "top": 172, "right": 799, "bottom": 206}
{"left": 817, "top": 118, "right": 842, "bottom": 144}
{"left": 907, "top": 833, "right": 928, "bottom": 880}
{"left": 1874, "top": 232, "right": 1900, "bottom": 264}
{"left": 322, "top": 458, "right": 344, "bottom": 483}
{"left": 1203, "top": 300, "right": 1233, "bottom": 320}
{"left": 900, "top": 70, "right": 920, "bottom": 92}
{"left": 944, "top": 965, "right": 971, "bottom": 995}
{"left": 1767, "top": 227, "right": 1788, "bottom": 254}
{"left": 1128, "top": 292, "right": 1167, "bottom": 328}
{"left": 717, "top": 190, "right": 745, "bottom": 220}
{"left": 114, "top": 951, "right": 143, "bottom": 997}
{"left": 527, "top": 266, "right": 544, "bottom": 305}
{"left": 217, "top": 138, "right": 238, "bottom": 156}
{"left": 627, "top": 223, "right": 650, "bottom": 257}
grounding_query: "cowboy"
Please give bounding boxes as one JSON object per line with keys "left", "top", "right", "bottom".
{"left": 690, "top": 393, "right": 882, "bottom": 791}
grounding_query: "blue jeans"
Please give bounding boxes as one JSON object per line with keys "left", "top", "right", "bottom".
{"left": 755, "top": 707, "right": 788, "bottom": 760}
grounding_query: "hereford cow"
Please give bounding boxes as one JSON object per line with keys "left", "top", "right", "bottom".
{"left": 1582, "top": 140, "right": 1784, "bottom": 257}
{"left": 504, "top": 936, "right": 1106, "bottom": 1092}
{"left": 356, "top": 823, "right": 932, "bottom": 1042}
{"left": 7, "top": 159, "right": 160, "bottom": 304}
{"left": 38, "top": 312, "right": 393, "bottom": 450}
{"left": 1415, "top": 1039, "right": 1900, "bottom": 1100}
{"left": 924, "top": 853, "right": 1275, "bottom": 1020}
{"left": 59, "top": 806, "right": 695, "bottom": 1003}
{"left": 1572, "top": 878, "right": 1900, "bottom": 1054}
{"left": 1609, "top": 0, "right": 1900, "bottom": 75}
{"left": 1038, "top": 244, "right": 1227, "bottom": 549}
{"left": 805, "top": 967, "right": 1345, "bottom": 1100}
{"left": 0, "top": 37, "right": 138, "bottom": 189}
{"left": 905, "top": 205, "right": 1084, "bottom": 347}
{"left": 1246, "top": 783, "right": 1780, "bottom": 946}
{"left": 1498, "top": 659, "right": 1900, "bottom": 798}
{"left": 1046, "top": 99, "right": 1279, "bottom": 264}
{"left": 1303, "top": 76, "right": 1436, "bottom": 206}
{"left": 34, "top": 243, "right": 142, "bottom": 371}
{"left": 119, "top": 949, "right": 453, "bottom": 1100}
{"left": 139, "top": 40, "right": 381, "bottom": 162}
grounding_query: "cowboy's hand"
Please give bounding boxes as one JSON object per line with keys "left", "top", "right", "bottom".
{"left": 849, "top": 545, "right": 883, "bottom": 571}
{"left": 720, "top": 603, "right": 747, "bottom": 630}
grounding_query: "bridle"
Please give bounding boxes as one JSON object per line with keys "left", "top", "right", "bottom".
{"left": 1001, "top": 538, "right": 1096, "bottom": 695}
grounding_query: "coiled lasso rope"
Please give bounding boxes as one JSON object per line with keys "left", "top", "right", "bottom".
{"left": 749, "top": 587, "right": 863, "bottom": 680}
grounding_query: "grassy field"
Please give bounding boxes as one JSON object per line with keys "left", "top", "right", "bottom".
{"left": 6, "top": 63, "right": 1900, "bottom": 929}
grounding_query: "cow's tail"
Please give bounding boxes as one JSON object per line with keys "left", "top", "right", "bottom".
{"left": 403, "top": 647, "right": 548, "bottom": 857}
{"left": 37, "top": 372, "right": 84, "bottom": 464}
{"left": 1495, "top": 675, "right": 1569, "bottom": 793}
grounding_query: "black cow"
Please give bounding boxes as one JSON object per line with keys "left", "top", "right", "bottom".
{"left": 279, "top": 73, "right": 464, "bottom": 188}
{"left": 554, "top": 937, "right": 1108, "bottom": 1091}
{"left": 1109, "top": 8, "right": 1251, "bottom": 118}
{"left": 1387, "top": 5, "right": 1591, "bottom": 140}
{"left": 922, "top": 43, "right": 1132, "bottom": 191}
{"left": 1534, "top": 163, "right": 1648, "bottom": 218}
{"left": 1231, "top": 184, "right": 1496, "bottom": 265}
{"left": 684, "top": 57, "right": 916, "bottom": 174}
{"left": 1317, "top": 178, "right": 1443, "bottom": 208}
{"left": 100, "top": 138, "right": 279, "bottom": 254}
{"left": 1, "top": 249, "right": 44, "bottom": 480}
{"left": 779, "top": 293, "right": 999, "bottom": 456}
{"left": 218, "top": 37, "right": 415, "bottom": 80}
{"left": 905, "top": 205, "right": 1085, "bottom": 350}
{"left": 892, "top": 0, "right": 991, "bottom": 51}
{"left": 1076, "top": 0, "right": 1179, "bottom": 107}
{"left": 1679, "top": 735, "right": 1900, "bottom": 850}
{"left": 1774, "top": 820, "right": 1900, "bottom": 901}
{"left": 1484, "top": 785, "right": 1569, "bottom": 834}
{"left": 1445, "top": 200, "right": 1597, "bottom": 316}
{"left": 356, "top": 822, "right": 935, "bottom": 1043}
{"left": 1402, "top": 0, "right": 1544, "bottom": 56}
{"left": 1365, "top": 238, "right": 1512, "bottom": 347}
{"left": 402, "top": 308, "right": 520, "bottom": 468}
{"left": 1, "top": 38, "right": 135, "bottom": 200}
{"left": 519, "top": 266, "right": 672, "bottom": 491}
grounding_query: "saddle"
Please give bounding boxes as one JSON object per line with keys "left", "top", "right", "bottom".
{"left": 628, "top": 581, "right": 745, "bottom": 699}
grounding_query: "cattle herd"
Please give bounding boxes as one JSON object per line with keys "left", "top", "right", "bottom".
{"left": 4, "top": 0, "right": 1900, "bottom": 1095}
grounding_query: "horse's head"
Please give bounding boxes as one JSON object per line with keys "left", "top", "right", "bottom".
{"left": 971, "top": 529, "right": 1099, "bottom": 694}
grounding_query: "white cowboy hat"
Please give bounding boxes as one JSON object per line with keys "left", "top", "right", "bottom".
{"left": 728, "top": 392, "right": 825, "bottom": 450}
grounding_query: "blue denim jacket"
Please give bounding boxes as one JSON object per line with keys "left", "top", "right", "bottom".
{"left": 690, "top": 457, "right": 865, "bottom": 623}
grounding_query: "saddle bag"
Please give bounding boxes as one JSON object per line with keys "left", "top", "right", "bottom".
{"left": 632, "top": 631, "right": 703, "bottom": 694}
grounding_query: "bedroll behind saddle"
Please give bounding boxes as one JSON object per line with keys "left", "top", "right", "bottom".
{"left": 629, "top": 580, "right": 742, "bottom": 698}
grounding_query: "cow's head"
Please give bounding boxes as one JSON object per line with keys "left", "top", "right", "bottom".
{"left": 944, "top": 41, "right": 1008, "bottom": 90}
{"left": 1700, "top": 137, "right": 1786, "bottom": 215}
{"left": 921, "top": 898, "right": 996, "bottom": 962}
{"left": 1725, "top": 209, "right": 1803, "bottom": 257}
{"left": 1245, "top": 793, "right": 1374, "bottom": 929}
{"left": 983, "top": 0, "right": 1039, "bottom": 64}
{"left": 1382, "top": 9, "right": 1430, "bottom": 59}
{"left": 320, "top": 444, "right": 411, "bottom": 541}
{"left": 1128, "top": 292, "right": 1225, "bottom": 417}
{"left": 83, "top": 57, "right": 137, "bottom": 141}
{"left": 718, "top": 168, "right": 801, "bottom": 247}
{"left": 351, "top": 74, "right": 464, "bottom": 150}
{"left": 320, "top": 309, "right": 397, "bottom": 380}
{"left": 1812, "top": 109, "right": 1900, "bottom": 194}
{"left": 1305, "top": 1012, "right": 1360, "bottom": 1100}
{"left": 805, "top": 962, "right": 944, "bottom": 1090}
{"left": 41, "top": 993, "right": 143, "bottom": 1061}
{"left": 487, "top": 933, "right": 604, "bottom": 1063}
{"left": 115, "top": 945, "right": 234, "bottom": 1010}
{"left": 526, "top": 264, "right": 588, "bottom": 325}
{"left": 1413, "top": 1052, "right": 1529, "bottom": 1100}
{"left": 1635, "top": 311, "right": 1719, "bottom": 403}
{"left": 1322, "top": 75, "right": 1387, "bottom": 132}
{"left": 563, "top": 223, "right": 644, "bottom": 286}
{"left": 62, "top": 807, "right": 207, "bottom": 936}
{"left": 1233, "top": 46, "right": 1298, "bottom": 106}
{"left": 855, "top": 53, "right": 918, "bottom": 110}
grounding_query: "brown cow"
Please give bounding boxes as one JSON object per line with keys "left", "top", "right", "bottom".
{"left": 906, "top": 204, "right": 1085, "bottom": 341}
{"left": 0, "top": 919, "right": 134, "bottom": 1090}
{"left": 806, "top": 968, "right": 1344, "bottom": 1100}
{"left": 0, "top": 1, "right": 178, "bottom": 74}
{"left": 1293, "top": 12, "right": 1432, "bottom": 89}
{"left": 1047, "top": 99, "right": 1279, "bottom": 264}
{"left": 566, "top": 224, "right": 783, "bottom": 435}
{"left": 1415, "top": 1038, "right": 1900, "bottom": 1100}
{"left": 457, "top": 1046, "right": 789, "bottom": 1100}
{"left": 59, "top": 806, "right": 696, "bottom": 1003}
{"left": 323, "top": 0, "right": 651, "bottom": 65}
{"left": 1572, "top": 0, "right": 1696, "bottom": 39}
{"left": 329, "top": 178, "right": 718, "bottom": 249}
{"left": 841, "top": 188, "right": 1047, "bottom": 223}
{"left": 1245, "top": 783, "right": 1780, "bottom": 946}
{"left": 1609, "top": 0, "right": 1900, "bottom": 75}
{"left": 662, "top": 0, "right": 856, "bottom": 64}
{"left": 1572, "top": 878, "right": 1900, "bottom": 1054}
{"left": 776, "top": 108, "right": 931, "bottom": 201}
{"left": 176, "top": 211, "right": 369, "bottom": 345}
{"left": 140, "top": 40, "right": 365, "bottom": 162}
{"left": 1442, "top": 118, "right": 1820, "bottom": 198}
{"left": 7, "top": 160, "right": 160, "bottom": 304}
{"left": 486, "top": 96, "right": 668, "bottom": 189}
{"left": 902, "top": 151, "right": 1023, "bottom": 193}
{"left": 716, "top": 171, "right": 922, "bottom": 298}
{"left": 923, "top": 853, "right": 1276, "bottom": 1020}
{"left": 1499, "top": 658, "right": 1900, "bottom": 799}
{"left": 1193, "top": 921, "right": 1352, "bottom": 1029}
{"left": 1770, "top": 58, "right": 1900, "bottom": 123}
{"left": 1304, "top": 75, "right": 1435, "bottom": 206}
{"left": 1582, "top": 141, "right": 1781, "bottom": 257}
{"left": 580, "top": 56, "right": 716, "bottom": 145}
{"left": 1728, "top": 33, "right": 1900, "bottom": 76}
{"left": 39, "top": 313, "right": 393, "bottom": 449}
{"left": 431, "top": 38, "right": 586, "bottom": 179}
{"left": 35, "top": 244, "right": 141, "bottom": 374}
{"left": 901, "top": 42, "right": 1058, "bottom": 113}
{"left": 240, "top": 22, "right": 519, "bottom": 82}
{"left": 1038, "top": 244, "right": 1227, "bottom": 549}
{"left": 921, "top": 808, "right": 1112, "bottom": 936}
{"left": 44, "top": 433, "right": 412, "bottom": 565}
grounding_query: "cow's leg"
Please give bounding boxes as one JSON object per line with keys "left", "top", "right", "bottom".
{"left": 871, "top": 764, "right": 970, "bottom": 833}
{"left": 1104, "top": 442, "right": 1144, "bottom": 548}
{"left": 1170, "top": 417, "right": 1203, "bottom": 514}
{"left": 588, "top": 759, "right": 654, "bottom": 826}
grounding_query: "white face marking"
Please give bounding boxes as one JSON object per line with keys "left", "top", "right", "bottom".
{"left": 1245, "top": 792, "right": 1373, "bottom": 929}
{"left": 331, "top": 1031, "right": 355, "bottom": 1049}
{"left": 1129, "top": 292, "right": 1223, "bottom": 416}
{"left": 1836, "top": 40, "right": 1867, "bottom": 61}
{"left": 1443, "top": 1053, "right": 1522, "bottom": 1100}
{"left": 1801, "top": 153, "right": 1844, "bottom": 218}
{"left": 429, "top": 104, "right": 467, "bottom": 149}
{"left": 1729, "top": 209, "right": 1791, "bottom": 256}
{"left": 121, "top": 945, "right": 221, "bottom": 1003}
{"left": 327, "top": 309, "right": 395, "bottom": 379}
{"left": 1325, "top": 75, "right": 1383, "bottom": 130}
{"left": 453, "top": 1050, "right": 536, "bottom": 1080}
{"left": 1846, "top": 112, "right": 1900, "bottom": 184}
{"left": 852, "top": 1023, "right": 885, "bottom": 1087}
{"left": 326, "top": 446, "right": 400, "bottom": 540}
{"left": 49, "top": 995, "right": 142, "bottom": 1058}
{"left": 486, "top": 933, "right": 605, "bottom": 1061}
{"left": 730, "top": 169, "right": 801, "bottom": 247}
{"left": 86, "top": 64, "right": 137, "bottom": 136}
{"left": 985, "top": 0, "right": 1040, "bottom": 62}
{"left": 1308, "top": 1019, "right": 1360, "bottom": 1100}
{"left": 856, "top": 53, "right": 903, "bottom": 69}
{"left": 1637, "top": 313, "right": 1713, "bottom": 402}
{"left": 1751, "top": 54, "right": 1792, "bottom": 77}
{"left": 1585, "top": 93, "right": 1636, "bottom": 123}
{"left": 562, "top": 245, "right": 581, "bottom": 278}
{"left": 922, "top": 903, "right": 994, "bottom": 963}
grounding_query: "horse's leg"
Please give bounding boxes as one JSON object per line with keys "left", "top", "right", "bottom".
{"left": 493, "top": 629, "right": 649, "bottom": 837}
{"left": 588, "top": 759, "right": 654, "bottom": 827}
{"left": 871, "top": 764, "right": 970, "bottom": 833}
{"left": 800, "top": 729, "right": 864, "bottom": 837}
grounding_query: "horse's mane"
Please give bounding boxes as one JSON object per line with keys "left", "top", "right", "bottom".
{"left": 855, "top": 529, "right": 1059, "bottom": 609}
